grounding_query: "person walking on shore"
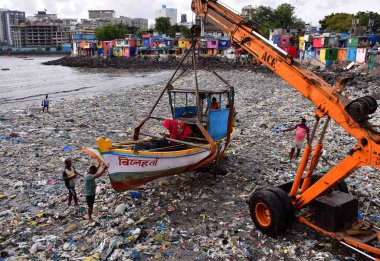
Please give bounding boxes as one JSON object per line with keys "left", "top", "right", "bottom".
{"left": 282, "top": 118, "right": 310, "bottom": 161}
{"left": 84, "top": 163, "right": 108, "bottom": 223}
{"left": 42, "top": 94, "right": 49, "bottom": 113}
{"left": 62, "top": 158, "right": 82, "bottom": 207}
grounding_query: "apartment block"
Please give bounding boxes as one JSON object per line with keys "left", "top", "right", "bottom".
{"left": 12, "top": 21, "right": 70, "bottom": 47}
{"left": 132, "top": 18, "right": 148, "bottom": 30}
{"left": 111, "top": 16, "right": 132, "bottom": 26}
{"left": 0, "top": 9, "right": 25, "bottom": 45}
{"left": 89, "top": 10, "right": 115, "bottom": 19}
{"left": 155, "top": 5, "right": 177, "bottom": 25}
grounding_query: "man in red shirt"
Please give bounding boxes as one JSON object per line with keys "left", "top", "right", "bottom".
{"left": 162, "top": 119, "right": 192, "bottom": 141}
{"left": 210, "top": 97, "right": 219, "bottom": 110}
{"left": 282, "top": 118, "right": 310, "bottom": 161}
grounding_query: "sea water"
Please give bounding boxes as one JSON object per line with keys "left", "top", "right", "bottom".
{"left": 0, "top": 56, "right": 173, "bottom": 110}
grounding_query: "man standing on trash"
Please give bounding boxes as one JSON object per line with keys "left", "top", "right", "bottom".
{"left": 282, "top": 118, "right": 310, "bottom": 161}
{"left": 83, "top": 163, "right": 108, "bottom": 223}
{"left": 41, "top": 94, "right": 49, "bottom": 113}
{"left": 62, "top": 158, "right": 82, "bottom": 207}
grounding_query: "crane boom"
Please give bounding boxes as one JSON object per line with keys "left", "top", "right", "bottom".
{"left": 192, "top": 0, "right": 380, "bottom": 205}
{"left": 193, "top": 0, "right": 378, "bottom": 141}
{"left": 192, "top": 0, "right": 380, "bottom": 257}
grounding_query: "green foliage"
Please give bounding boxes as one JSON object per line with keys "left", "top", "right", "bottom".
{"left": 319, "top": 13, "right": 354, "bottom": 32}
{"left": 171, "top": 24, "right": 191, "bottom": 38}
{"left": 154, "top": 17, "right": 191, "bottom": 38}
{"left": 95, "top": 24, "right": 127, "bottom": 41}
{"left": 274, "top": 4, "right": 295, "bottom": 28}
{"left": 320, "top": 11, "right": 380, "bottom": 33}
{"left": 251, "top": 6, "right": 276, "bottom": 25}
{"left": 155, "top": 17, "right": 172, "bottom": 35}
{"left": 250, "top": 4, "right": 305, "bottom": 38}
{"left": 355, "top": 11, "right": 380, "bottom": 33}
{"left": 126, "top": 26, "right": 139, "bottom": 35}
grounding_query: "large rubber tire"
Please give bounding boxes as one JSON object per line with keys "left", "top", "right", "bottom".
{"left": 362, "top": 96, "right": 377, "bottom": 114}
{"left": 268, "top": 187, "right": 295, "bottom": 228}
{"left": 248, "top": 189, "right": 287, "bottom": 236}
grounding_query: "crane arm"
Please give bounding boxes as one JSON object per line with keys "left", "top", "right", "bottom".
{"left": 192, "top": 0, "right": 380, "bottom": 207}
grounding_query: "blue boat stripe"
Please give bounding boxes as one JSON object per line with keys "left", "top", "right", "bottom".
{"left": 102, "top": 150, "right": 208, "bottom": 158}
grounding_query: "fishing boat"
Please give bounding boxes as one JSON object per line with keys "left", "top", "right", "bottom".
{"left": 83, "top": 28, "right": 237, "bottom": 192}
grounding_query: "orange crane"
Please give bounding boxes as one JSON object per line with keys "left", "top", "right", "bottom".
{"left": 192, "top": 0, "right": 380, "bottom": 258}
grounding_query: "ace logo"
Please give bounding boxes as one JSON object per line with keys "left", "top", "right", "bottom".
{"left": 374, "top": 151, "right": 380, "bottom": 166}
{"left": 376, "top": 155, "right": 380, "bottom": 166}
{"left": 261, "top": 52, "right": 277, "bottom": 68}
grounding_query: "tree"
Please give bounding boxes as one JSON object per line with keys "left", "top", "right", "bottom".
{"left": 249, "top": 4, "right": 304, "bottom": 38}
{"left": 251, "top": 6, "right": 276, "bottom": 26}
{"left": 319, "top": 13, "right": 354, "bottom": 32}
{"left": 275, "top": 4, "right": 298, "bottom": 28}
{"left": 171, "top": 24, "right": 191, "bottom": 38}
{"left": 155, "top": 17, "right": 172, "bottom": 35}
{"left": 126, "top": 26, "right": 139, "bottom": 35}
{"left": 355, "top": 11, "right": 380, "bottom": 33}
{"left": 95, "top": 24, "right": 127, "bottom": 41}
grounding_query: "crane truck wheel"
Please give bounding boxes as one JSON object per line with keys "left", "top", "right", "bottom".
{"left": 248, "top": 189, "right": 287, "bottom": 236}
{"left": 268, "top": 187, "right": 295, "bottom": 228}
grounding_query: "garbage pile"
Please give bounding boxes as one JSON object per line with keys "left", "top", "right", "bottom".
{"left": 0, "top": 68, "right": 379, "bottom": 260}
{"left": 300, "top": 60, "right": 380, "bottom": 100}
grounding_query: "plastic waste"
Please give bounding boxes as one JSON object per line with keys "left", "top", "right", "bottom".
{"left": 114, "top": 203, "right": 127, "bottom": 215}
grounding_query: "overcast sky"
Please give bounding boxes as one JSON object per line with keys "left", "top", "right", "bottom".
{"left": 2, "top": 0, "right": 380, "bottom": 27}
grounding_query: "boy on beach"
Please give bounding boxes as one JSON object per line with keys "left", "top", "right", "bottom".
{"left": 83, "top": 163, "right": 108, "bottom": 223}
{"left": 62, "top": 158, "right": 82, "bottom": 207}
{"left": 42, "top": 95, "right": 49, "bottom": 113}
{"left": 282, "top": 118, "right": 310, "bottom": 161}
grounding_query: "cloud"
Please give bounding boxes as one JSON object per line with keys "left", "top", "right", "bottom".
{"left": 2, "top": 0, "right": 380, "bottom": 26}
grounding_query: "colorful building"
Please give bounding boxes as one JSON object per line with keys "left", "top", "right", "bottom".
{"left": 72, "top": 33, "right": 97, "bottom": 57}
{"left": 113, "top": 38, "right": 137, "bottom": 57}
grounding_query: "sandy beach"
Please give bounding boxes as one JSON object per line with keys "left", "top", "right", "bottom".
{"left": 0, "top": 68, "right": 379, "bottom": 260}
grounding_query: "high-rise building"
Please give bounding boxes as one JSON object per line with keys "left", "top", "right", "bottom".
{"left": 132, "top": 18, "right": 148, "bottom": 30}
{"left": 0, "top": 9, "right": 25, "bottom": 46}
{"left": 180, "top": 14, "right": 187, "bottom": 24}
{"left": 110, "top": 16, "right": 148, "bottom": 30}
{"left": 179, "top": 14, "right": 192, "bottom": 29}
{"left": 111, "top": 16, "right": 132, "bottom": 26}
{"left": 155, "top": 4, "right": 177, "bottom": 25}
{"left": 12, "top": 21, "right": 70, "bottom": 47}
{"left": 241, "top": 5, "right": 254, "bottom": 19}
{"left": 88, "top": 10, "right": 115, "bottom": 19}
{"left": 34, "top": 11, "right": 58, "bottom": 20}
